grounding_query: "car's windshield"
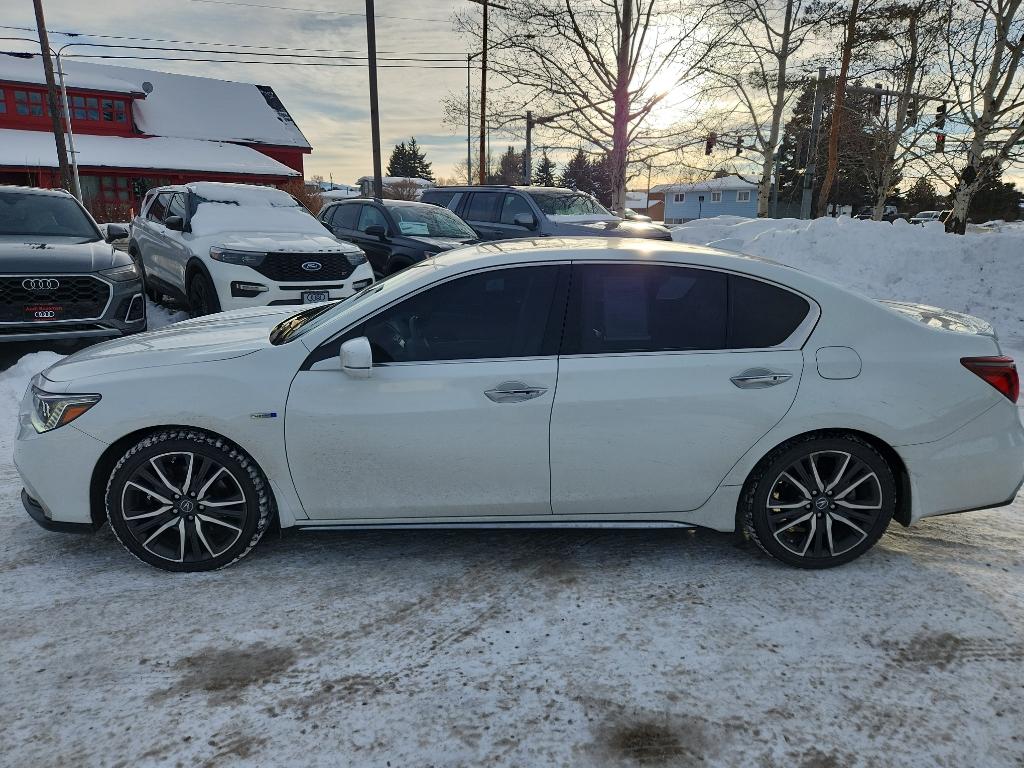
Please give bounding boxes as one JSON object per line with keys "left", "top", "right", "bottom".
{"left": 527, "top": 191, "right": 612, "bottom": 217}
{"left": 386, "top": 204, "right": 477, "bottom": 239}
{"left": 0, "top": 192, "right": 100, "bottom": 241}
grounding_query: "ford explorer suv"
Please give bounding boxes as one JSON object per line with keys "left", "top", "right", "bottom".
{"left": 0, "top": 185, "right": 144, "bottom": 342}
{"left": 131, "top": 182, "right": 374, "bottom": 317}
{"left": 420, "top": 185, "right": 672, "bottom": 242}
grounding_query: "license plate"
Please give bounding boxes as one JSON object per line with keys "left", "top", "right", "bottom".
{"left": 25, "top": 304, "right": 64, "bottom": 321}
{"left": 301, "top": 291, "right": 330, "bottom": 304}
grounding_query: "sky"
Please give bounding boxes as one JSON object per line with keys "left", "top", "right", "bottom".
{"left": 3, "top": 0, "right": 480, "bottom": 184}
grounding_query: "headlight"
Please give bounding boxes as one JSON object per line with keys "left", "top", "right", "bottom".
{"left": 30, "top": 387, "right": 101, "bottom": 433}
{"left": 344, "top": 249, "right": 367, "bottom": 266}
{"left": 100, "top": 262, "right": 141, "bottom": 281}
{"left": 210, "top": 247, "right": 266, "bottom": 266}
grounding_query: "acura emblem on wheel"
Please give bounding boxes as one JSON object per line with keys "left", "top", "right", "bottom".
{"left": 301, "top": 261, "right": 322, "bottom": 272}
{"left": 22, "top": 278, "right": 60, "bottom": 291}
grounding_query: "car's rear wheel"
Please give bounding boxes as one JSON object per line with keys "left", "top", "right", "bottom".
{"left": 187, "top": 270, "right": 221, "bottom": 317}
{"left": 741, "top": 434, "right": 896, "bottom": 569}
{"left": 105, "top": 430, "right": 272, "bottom": 572}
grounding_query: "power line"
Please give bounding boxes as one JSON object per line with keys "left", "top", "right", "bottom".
{"left": 186, "top": 0, "right": 452, "bottom": 23}
{"left": 59, "top": 53, "right": 468, "bottom": 69}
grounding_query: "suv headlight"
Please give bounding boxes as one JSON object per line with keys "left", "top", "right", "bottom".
{"left": 30, "top": 387, "right": 101, "bottom": 433}
{"left": 100, "top": 262, "right": 141, "bottom": 281}
{"left": 344, "top": 249, "right": 367, "bottom": 266}
{"left": 210, "top": 247, "right": 266, "bottom": 266}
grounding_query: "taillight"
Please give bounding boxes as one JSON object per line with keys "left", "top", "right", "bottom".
{"left": 961, "top": 356, "right": 1019, "bottom": 403}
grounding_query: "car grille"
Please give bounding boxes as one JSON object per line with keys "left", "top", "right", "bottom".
{"left": 0, "top": 276, "right": 110, "bottom": 322}
{"left": 251, "top": 252, "right": 356, "bottom": 282}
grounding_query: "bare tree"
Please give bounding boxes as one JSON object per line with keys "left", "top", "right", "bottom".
{"left": 447, "top": 0, "right": 721, "bottom": 212}
{"left": 943, "top": 0, "right": 1024, "bottom": 233}
{"left": 699, "top": 0, "right": 835, "bottom": 217}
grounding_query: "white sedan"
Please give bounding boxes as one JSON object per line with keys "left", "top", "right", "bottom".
{"left": 14, "top": 238, "right": 1024, "bottom": 571}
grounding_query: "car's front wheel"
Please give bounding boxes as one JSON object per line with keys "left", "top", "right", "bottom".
{"left": 187, "top": 270, "right": 221, "bottom": 317}
{"left": 105, "top": 430, "right": 272, "bottom": 572}
{"left": 741, "top": 434, "right": 896, "bottom": 569}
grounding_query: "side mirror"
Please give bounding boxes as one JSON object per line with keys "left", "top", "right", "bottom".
{"left": 164, "top": 215, "right": 184, "bottom": 232}
{"left": 104, "top": 223, "right": 129, "bottom": 242}
{"left": 340, "top": 336, "right": 373, "bottom": 378}
{"left": 364, "top": 224, "right": 388, "bottom": 241}
{"left": 513, "top": 212, "right": 537, "bottom": 230}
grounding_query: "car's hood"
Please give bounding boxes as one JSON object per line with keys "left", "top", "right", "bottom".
{"left": 0, "top": 239, "right": 118, "bottom": 272}
{"left": 212, "top": 232, "right": 361, "bottom": 254}
{"left": 43, "top": 305, "right": 301, "bottom": 382}
{"left": 405, "top": 235, "right": 476, "bottom": 250}
{"left": 556, "top": 218, "right": 673, "bottom": 240}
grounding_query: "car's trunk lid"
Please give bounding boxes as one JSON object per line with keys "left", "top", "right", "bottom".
{"left": 877, "top": 300, "right": 996, "bottom": 338}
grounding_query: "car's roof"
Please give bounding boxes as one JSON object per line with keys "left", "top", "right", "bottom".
{"left": 425, "top": 185, "right": 585, "bottom": 194}
{"left": 0, "top": 184, "right": 76, "bottom": 198}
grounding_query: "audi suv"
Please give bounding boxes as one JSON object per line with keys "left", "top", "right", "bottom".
{"left": 130, "top": 182, "right": 374, "bottom": 317}
{"left": 0, "top": 185, "right": 144, "bottom": 342}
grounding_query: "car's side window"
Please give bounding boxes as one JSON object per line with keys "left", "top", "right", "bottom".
{"left": 332, "top": 204, "right": 360, "bottom": 231}
{"left": 464, "top": 192, "right": 499, "bottom": 223}
{"left": 166, "top": 193, "right": 186, "bottom": 222}
{"left": 500, "top": 194, "right": 534, "bottom": 225}
{"left": 356, "top": 204, "right": 388, "bottom": 233}
{"left": 146, "top": 193, "right": 170, "bottom": 223}
{"left": 563, "top": 264, "right": 811, "bottom": 355}
{"left": 344, "top": 266, "right": 561, "bottom": 364}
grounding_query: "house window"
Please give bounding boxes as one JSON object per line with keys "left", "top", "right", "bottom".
{"left": 711, "top": 191, "right": 722, "bottom": 203}
{"left": 673, "top": 193, "right": 685, "bottom": 203}
{"left": 0, "top": 89, "right": 5, "bottom": 114}
{"left": 70, "top": 94, "right": 127, "bottom": 124}
{"left": 736, "top": 190, "right": 751, "bottom": 202}
{"left": 100, "top": 176, "right": 131, "bottom": 202}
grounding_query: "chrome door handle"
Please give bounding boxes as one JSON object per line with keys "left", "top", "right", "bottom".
{"left": 730, "top": 368, "right": 793, "bottom": 389}
{"left": 485, "top": 381, "right": 549, "bottom": 403}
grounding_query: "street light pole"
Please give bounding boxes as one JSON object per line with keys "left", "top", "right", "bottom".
{"left": 31, "top": 0, "right": 72, "bottom": 192}
{"left": 477, "top": 0, "right": 488, "bottom": 185}
{"left": 55, "top": 52, "right": 81, "bottom": 201}
{"left": 364, "top": 0, "right": 383, "bottom": 199}
{"left": 466, "top": 54, "right": 473, "bottom": 184}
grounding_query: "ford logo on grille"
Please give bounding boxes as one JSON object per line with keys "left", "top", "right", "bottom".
{"left": 23, "top": 278, "right": 60, "bottom": 291}
{"left": 301, "top": 261, "right": 323, "bottom": 272}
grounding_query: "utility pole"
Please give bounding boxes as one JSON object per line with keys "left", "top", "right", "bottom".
{"left": 524, "top": 110, "right": 533, "bottom": 184}
{"left": 466, "top": 54, "right": 473, "bottom": 184}
{"left": 32, "top": 0, "right": 71, "bottom": 192}
{"left": 800, "top": 66, "right": 827, "bottom": 220}
{"left": 477, "top": 0, "right": 488, "bottom": 185}
{"left": 364, "top": 0, "right": 383, "bottom": 199}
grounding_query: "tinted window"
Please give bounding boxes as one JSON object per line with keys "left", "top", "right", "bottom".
{"left": 147, "top": 193, "right": 170, "bottom": 222}
{"left": 331, "top": 204, "right": 360, "bottom": 230}
{"left": 728, "top": 275, "right": 809, "bottom": 348}
{"left": 356, "top": 266, "right": 560, "bottom": 363}
{"left": 356, "top": 205, "right": 389, "bottom": 233}
{"left": 528, "top": 191, "right": 610, "bottom": 216}
{"left": 166, "top": 193, "right": 187, "bottom": 220}
{"left": 464, "top": 192, "right": 500, "bottom": 222}
{"left": 421, "top": 190, "right": 456, "bottom": 208}
{"left": 566, "top": 264, "right": 727, "bottom": 354}
{"left": 500, "top": 194, "right": 534, "bottom": 225}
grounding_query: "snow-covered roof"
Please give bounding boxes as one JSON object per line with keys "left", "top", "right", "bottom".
{"left": 0, "top": 128, "right": 299, "bottom": 177}
{"left": 0, "top": 55, "right": 310, "bottom": 149}
{"left": 625, "top": 191, "right": 651, "bottom": 208}
{"left": 321, "top": 188, "right": 362, "bottom": 200}
{"left": 357, "top": 176, "right": 434, "bottom": 188}
{"left": 653, "top": 177, "right": 757, "bottom": 194}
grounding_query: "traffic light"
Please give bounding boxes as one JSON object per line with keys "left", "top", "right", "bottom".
{"left": 735, "top": 136, "right": 743, "bottom": 156}
{"left": 705, "top": 132, "right": 717, "bottom": 155}
{"left": 871, "top": 83, "right": 883, "bottom": 116}
{"left": 906, "top": 99, "right": 918, "bottom": 126}
{"left": 936, "top": 102, "right": 947, "bottom": 130}
{"left": 936, "top": 133, "right": 945, "bottom": 153}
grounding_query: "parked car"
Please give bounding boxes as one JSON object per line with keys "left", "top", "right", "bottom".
{"left": 17, "top": 238, "right": 1023, "bottom": 572}
{"left": 623, "top": 208, "right": 652, "bottom": 222}
{"left": 319, "top": 198, "right": 478, "bottom": 276}
{"left": 909, "top": 210, "right": 942, "bottom": 225}
{"left": 856, "top": 206, "right": 908, "bottom": 222}
{"left": 421, "top": 185, "right": 672, "bottom": 242}
{"left": 0, "top": 185, "right": 144, "bottom": 342}
{"left": 130, "top": 182, "right": 374, "bottom": 317}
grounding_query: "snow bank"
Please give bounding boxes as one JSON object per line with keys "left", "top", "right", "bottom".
{"left": 671, "top": 216, "right": 1024, "bottom": 342}
{"left": 0, "top": 352, "right": 62, "bottom": 425}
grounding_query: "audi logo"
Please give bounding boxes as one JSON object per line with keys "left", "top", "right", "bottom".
{"left": 33, "top": 310, "right": 56, "bottom": 319}
{"left": 301, "top": 261, "right": 323, "bottom": 272}
{"left": 22, "top": 278, "right": 60, "bottom": 291}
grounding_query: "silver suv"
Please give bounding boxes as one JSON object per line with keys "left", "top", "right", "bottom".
{"left": 421, "top": 186, "right": 671, "bottom": 242}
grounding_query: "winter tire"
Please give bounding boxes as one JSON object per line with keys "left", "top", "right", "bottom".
{"left": 187, "top": 270, "right": 221, "bottom": 317}
{"left": 105, "top": 430, "right": 272, "bottom": 572}
{"left": 741, "top": 434, "right": 896, "bottom": 569}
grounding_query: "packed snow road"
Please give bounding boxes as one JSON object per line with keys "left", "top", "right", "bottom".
{"left": 1, "top": 225, "right": 1023, "bottom": 766}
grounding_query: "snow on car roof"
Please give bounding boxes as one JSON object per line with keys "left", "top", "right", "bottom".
{"left": 0, "top": 129, "right": 299, "bottom": 177}
{"left": 187, "top": 182, "right": 299, "bottom": 205}
{"left": 0, "top": 56, "right": 310, "bottom": 149}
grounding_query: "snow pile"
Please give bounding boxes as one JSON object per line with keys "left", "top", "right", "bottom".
{"left": 671, "top": 216, "right": 1024, "bottom": 343}
{"left": 0, "top": 352, "right": 62, "bottom": 429}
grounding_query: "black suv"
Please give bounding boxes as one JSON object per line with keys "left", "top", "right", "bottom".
{"left": 0, "top": 186, "right": 145, "bottom": 342}
{"left": 421, "top": 185, "right": 672, "bottom": 242}
{"left": 319, "top": 199, "right": 479, "bottom": 276}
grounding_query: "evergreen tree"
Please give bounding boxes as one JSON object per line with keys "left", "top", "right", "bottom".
{"left": 492, "top": 146, "right": 524, "bottom": 184}
{"left": 386, "top": 141, "right": 413, "bottom": 177}
{"left": 905, "top": 178, "right": 940, "bottom": 213}
{"left": 385, "top": 137, "right": 434, "bottom": 180}
{"left": 559, "top": 149, "right": 593, "bottom": 193}
{"left": 968, "top": 161, "right": 1021, "bottom": 222}
{"left": 533, "top": 151, "right": 557, "bottom": 187}
{"left": 406, "top": 137, "right": 434, "bottom": 181}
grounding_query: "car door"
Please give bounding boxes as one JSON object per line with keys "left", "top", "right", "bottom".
{"left": 460, "top": 192, "right": 503, "bottom": 240}
{"left": 137, "top": 192, "right": 171, "bottom": 282}
{"left": 285, "top": 263, "right": 568, "bottom": 520}
{"left": 162, "top": 192, "right": 193, "bottom": 290}
{"left": 549, "top": 262, "right": 812, "bottom": 516}
{"left": 490, "top": 193, "right": 539, "bottom": 239}
{"left": 353, "top": 203, "right": 394, "bottom": 274}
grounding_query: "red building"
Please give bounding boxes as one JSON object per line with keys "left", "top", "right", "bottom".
{"left": 0, "top": 54, "right": 311, "bottom": 214}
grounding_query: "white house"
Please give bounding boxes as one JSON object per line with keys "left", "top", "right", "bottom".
{"left": 655, "top": 177, "right": 759, "bottom": 224}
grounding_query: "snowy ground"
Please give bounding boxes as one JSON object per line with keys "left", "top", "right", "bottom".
{"left": 1, "top": 229, "right": 1023, "bottom": 767}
